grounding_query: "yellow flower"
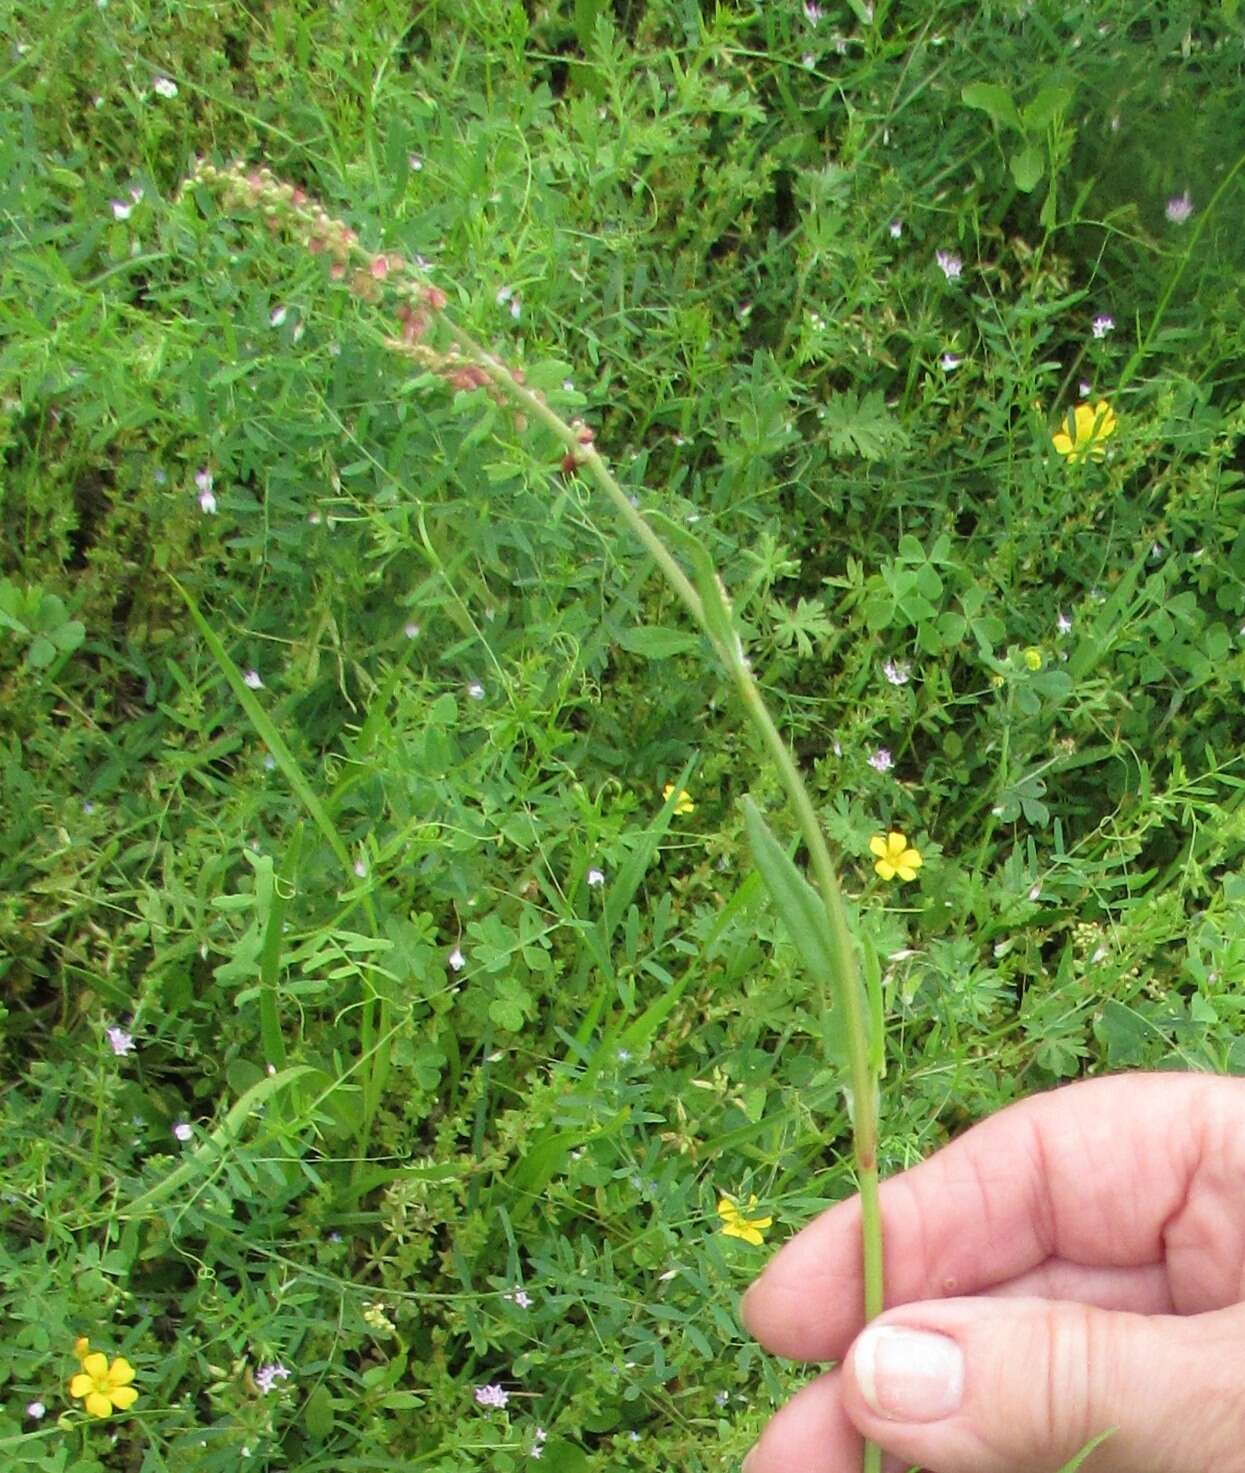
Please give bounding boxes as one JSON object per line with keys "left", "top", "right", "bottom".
{"left": 662, "top": 783, "right": 695, "bottom": 815}
{"left": 717, "top": 1194, "right": 772, "bottom": 1246}
{"left": 74, "top": 1337, "right": 91, "bottom": 1362}
{"left": 869, "top": 831, "right": 923, "bottom": 882}
{"left": 1023, "top": 647, "right": 1042, "bottom": 671}
{"left": 70, "top": 1352, "right": 138, "bottom": 1419}
{"left": 1051, "top": 399, "right": 1117, "bottom": 464}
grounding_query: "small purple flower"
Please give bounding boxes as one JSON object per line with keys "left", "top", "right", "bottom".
{"left": 198, "top": 488, "right": 217, "bottom": 514}
{"left": 804, "top": 0, "right": 822, "bottom": 18}
{"left": 269, "top": 304, "right": 288, "bottom": 328}
{"left": 1056, "top": 611, "right": 1072, "bottom": 635}
{"left": 888, "top": 220, "right": 903, "bottom": 239}
{"left": 939, "top": 353, "right": 961, "bottom": 371}
{"left": 475, "top": 1383, "right": 510, "bottom": 1409}
{"left": 255, "top": 1363, "right": 291, "bottom": 1394}
{"left": 111, "top": 198, "right": 135, "bottom": 221}
{"left": 882, "top": 660, "right": 910, "bottom": 686}
{"left": 194, "top": 467, "right": 213, "bottom": 495}
{"left": 587, "top": 868, "right": 605, "bottom": 888}
{"left": 152, "top": 76, "right": 178, "bottom": 99}
{"left": 868, "top": 748, "right": 894, "bottom": 773}
{"left": 448, "top": 947, "right": 466, "bottom": 972}
{"left": 243, "top": 669, "right": 264, "bottom": 690}
{"left": 467, "top": 681, "right": 485, "bottom": 700}
{"left": 106, "top": 1026, "right": 134, "bottom": 1057}
{"left": 504, "top": 1288, "right": 533, "bottom": 1309}
{"left": 1091, "top": 314, "right": 1114, "bottom": 339}
{"left": 173, "top": 1121, "right": 193, "bottom": 1142}
{"left": 1165, "top": 192, "right": 1194, "bottom": 224}
{"left": 26, "top": 1401, "right": 46, "bottom": 1420}
{"left": 935, "top": 250, "right": 962, "bottom": 281}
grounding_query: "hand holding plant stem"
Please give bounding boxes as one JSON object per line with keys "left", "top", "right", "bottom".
{"left": 185, "top": 160, "right": 887, "bottom": 1473}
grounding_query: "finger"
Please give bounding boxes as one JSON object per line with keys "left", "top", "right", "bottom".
{"left": 983, "top": 1258, "right": 1173, "bottom": 1313}
{"left": 837, "top": 1298, "right": 1245, "bottom": 1473}
{"left": 743, "top": 1072, "right": 1244, "bottom": 1360}
{"left": 740, "top": 1368, "right": 908, "bottom": 1473}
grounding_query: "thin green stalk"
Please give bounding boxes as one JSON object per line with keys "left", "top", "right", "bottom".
{"left": 442, "top": 316, "right": 886, "bottom": 1455}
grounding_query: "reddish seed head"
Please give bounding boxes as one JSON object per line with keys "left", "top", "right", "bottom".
{"left": 512, "top": 367, "right": 526, "bottom": 385}
{"left": 370, "top": 254, "right": 389, "bottom": 280}
{"left": 450, "top": 369, "right": 477, "bottom": 392}
{"left": 423, "top": 285, "right": 447, "bottom": 310}
{"left": 307, "top": 236, "right": 324, "bottom": 255}
{"left": 291, "top": 187, "right": 308, "bottom": 206}
{"left": 576, "top": 425, "right": 595, "bottom": 445}
{"left": 329, "top": 263, "right": 346, "bottom": 280}
{"left": 561, "top": 451, "right": 579, "bottom": 473}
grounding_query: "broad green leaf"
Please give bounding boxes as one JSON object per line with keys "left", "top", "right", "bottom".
{"left": 1022, "top": 84, "right": 1074, "bottom": 132}
{"left": 742, "top": 797, "right": 861, "bottom": 1065}
{"left": 303, "top": 1384, "right": 334, "bottom": 1441}
{"left": 616, "top": 625, "right": 701, "bottom": 659}
{"left": 1009, "top": 145, "right": 1045, "bottom": 192}
{"left": 961, "top": 81, "right": 1022, "bottom": 132}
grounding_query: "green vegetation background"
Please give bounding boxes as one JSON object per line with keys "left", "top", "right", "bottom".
{"left": 1, "top": 0, "right": 1243, "bottom": 1467}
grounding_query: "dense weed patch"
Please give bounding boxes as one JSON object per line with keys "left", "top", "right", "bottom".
{"left": 1, "top": 1, "right": 1243, "bottom": 1467}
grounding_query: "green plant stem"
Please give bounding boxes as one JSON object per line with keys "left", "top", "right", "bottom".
{"left": 440, "top": 314, "right": 885, "bottom": 1461}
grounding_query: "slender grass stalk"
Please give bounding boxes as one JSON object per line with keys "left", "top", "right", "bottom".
{"left": 186, "top": 160, "right": 887, "bottom": 1470}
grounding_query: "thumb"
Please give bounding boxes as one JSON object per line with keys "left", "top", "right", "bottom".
{"left": 840, "top": 1298, "right": 1245, "bottom": 1473}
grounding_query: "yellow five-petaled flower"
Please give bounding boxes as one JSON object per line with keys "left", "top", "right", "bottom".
{"left": 870, "top": 831, "right": 923, "bottom": 882}
{"left": 662, "top": 783, "right": 695, "bottom": 815}
{"left": 1051, "top": 399, "right": 1117, "bottom": 464}
{"left": 70, "top": 1350, "right": 139, "bottom": 1419}
{"left": 717, "top": 1194, "right": 772, "bottom": 1245}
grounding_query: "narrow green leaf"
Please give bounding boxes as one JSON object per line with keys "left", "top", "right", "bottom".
{"left": 616, "top": 625, "right": 702, "bottom": 659}
{"left": 172, "top": 578, "right": 353, "bottom": 875}
{"left": 1054, "top": 1430, "right": 1115, "bottom": 1472}
{"left": 643, "top": 510, "right": 736, "bottom": 652}
{"left": 742, "top": 797, "right": 858, "bottom": 1066}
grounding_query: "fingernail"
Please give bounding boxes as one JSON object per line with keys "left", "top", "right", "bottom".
{"left": 853, "top": 1325, "right": 964, "bottom": 1422}
{"left": 741, "top": 1442, "right": 760, "bottom": 1473}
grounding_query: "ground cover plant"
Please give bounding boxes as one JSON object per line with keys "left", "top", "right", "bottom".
{"left": 1, "top": 1, "right": 1244, "bottom": 1470}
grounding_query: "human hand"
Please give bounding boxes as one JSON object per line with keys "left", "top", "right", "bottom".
{"left": 740, "top": 1072, "right": 1245, "bottom": 1473}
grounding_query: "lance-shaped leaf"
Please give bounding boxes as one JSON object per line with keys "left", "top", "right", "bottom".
{"left": 643, "top": 509, "right": 736, "bottom": 653}
{"left": 743, "top": 797, "right": 867, "bottom": 1067}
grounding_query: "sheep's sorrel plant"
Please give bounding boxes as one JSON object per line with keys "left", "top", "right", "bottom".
{"left": 183, "top": 159, "right": 889, "bottom": 1472}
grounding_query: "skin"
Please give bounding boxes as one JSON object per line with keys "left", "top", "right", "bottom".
{"left": 740, "top": 1073, "right": 1245, "bottom": 1473}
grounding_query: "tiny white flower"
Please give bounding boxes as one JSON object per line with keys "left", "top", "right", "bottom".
{"left": 1028, "top": 882, "right": 1042, "bottom": 901}
{"left": 496, "top": 285, "right": 513, "bottom": 305}
{"left": 467, "top": 681, "right": 485, "bottom": 700}
{"left": 26, "top": 1402, "right": 46, "bottom": 1420}
{"left": 448, "top": 947, "right": 466, "bottom": 971}
{"left": 262, "top": 754, "right": 276, "bottom": 770}
{"left": 269, "top": 304, "right": 288, "bottom": 327}
{"left": 408, "top": 153, "right": 423, "bottom": 171}
{"left": 802, "top": 51, "right": 816, "bottom": 67}
{"left": 403, "top": 621, "right": 421, "bottom": 639}
{"left": 111, "top": 198, "right": 134, "bottom": 221}
{"left": 194, "top": 467, "right": 213, "bottom": 495}
{"left": 1057, "top": 611, "right": 1072, "bottom": 634}
{"left": 509, "top": 298, "right": 521, "bottom": 320}
{"left": 106, "top": 1025, "right": 135, "bottom": 1056}
{"left": 1091, "top": 314, "right": 1114, "bottom": 339}
{"left": 198, "top": 488, "right": 217, "bottom": 514}
{"left": 935, "top": 250, "right": 962, "bottom": 280}
{"left": 353, "top": 860, "right": 368, "bottom": 878}
{"left": 1165, "top": 191, "right": 1193, "bottom": 224}
{"left": 153, "top": 76, "right": 178, "bottom": 98}
{"left": 173, "top": 1121, "right": 193, "bottom": 1142}
{"left": 587, "top": 867, "right": 605, "bottom": 887}
{"left": 888, "top": 219, "right": 903, "bottom": 239}
{"left": 243, "top": 669, "right": 264, "bottom": 689}
{"left": 882, "top": 659, "right": 910, "bottom": 685}
{"left": 939, "top": 353, "right": 961, "bottom": 371}
{"left": 1078, "top": 380, "right": 1092, "bottom": 397}
{"left": 617, "top": 1048, "right": 631, "bottom": 1063}
{"left": 832, "top": 739, "right": 842, "bottom": 757}
{"left": 308, "top": 509, "right": 323, "bottom": 524}
{"left": 868, "top": 748, "right": 893, "bottom": 773}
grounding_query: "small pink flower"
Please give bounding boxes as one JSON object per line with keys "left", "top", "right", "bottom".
{"left": 370, "top": 254, "right": 390, "bottom": 280}
{"left": 1165, "top": 192, "right": 1194, "bottom": 224}
{"left": 935, "top": 250, "right": 962, "bottom": 281}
